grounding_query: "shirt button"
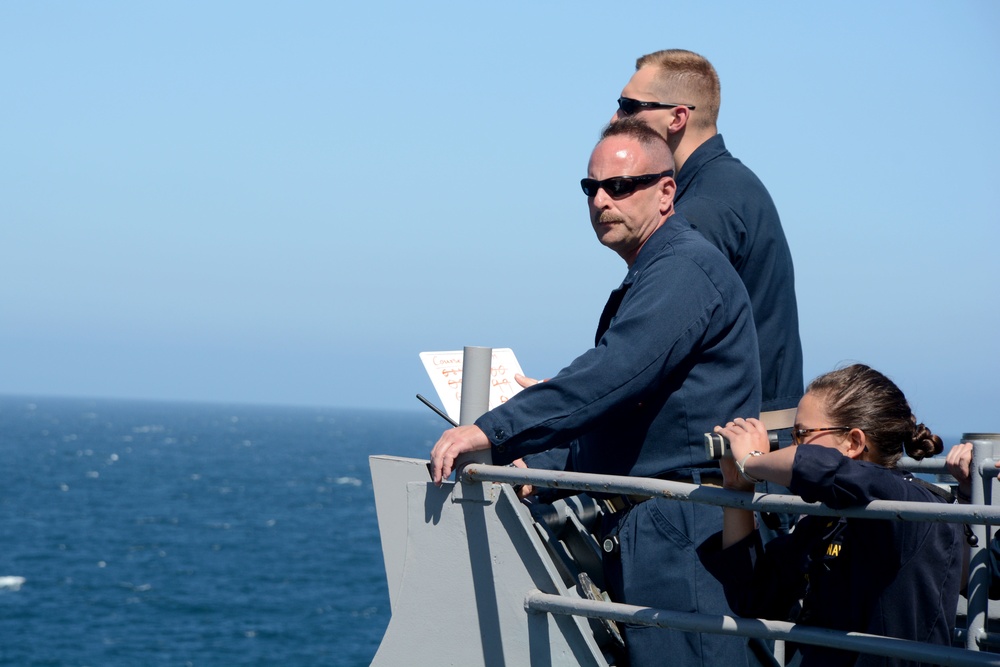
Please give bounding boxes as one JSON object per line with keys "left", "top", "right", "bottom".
{"left": 494, "top": 428, "right": 506, "bottom": 440}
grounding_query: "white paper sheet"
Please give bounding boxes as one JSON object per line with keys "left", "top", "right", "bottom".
{"left": 419, "top": 348, "right": 525, "bottom": 422}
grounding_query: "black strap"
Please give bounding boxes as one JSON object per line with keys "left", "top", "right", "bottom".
{"left": 906, "top": 475, "right": 952, "bottom": 502}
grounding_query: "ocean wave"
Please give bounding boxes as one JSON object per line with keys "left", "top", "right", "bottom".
{"left": 0, "top": 576, "right": 26, "bottom": 591}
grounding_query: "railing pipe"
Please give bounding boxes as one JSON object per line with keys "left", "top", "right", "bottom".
{"left": 464, "top": 464, "right": 1000, "bottom": 525}
{"left": 954, "top": 628, "right": 1000, "bottom": 649}
{"left": 898, "top": 458, "right": 1000, "bottom": 479}
{"left": 458, "top": 346, "right": 492, "bottom": 426}
{"left": 524, "top": 592, "right": 1000, "bottom": 667}
{"left": 965, "top": 434, "right": 1000, "bottom": 650}
{"left": 455, "top": 346, "right": 493, "bottom": 473}
{"left": 465, "top": 446, "right": 1000, "bottom": 661}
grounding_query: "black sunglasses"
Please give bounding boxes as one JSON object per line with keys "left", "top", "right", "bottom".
{"left": 617, "top": 96, "right": 696, "bottom": 116}
{"left": 580, "top": 170, "right": 674, "bottom": 198}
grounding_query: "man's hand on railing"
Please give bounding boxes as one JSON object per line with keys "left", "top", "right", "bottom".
{"left": 510, "top": 458, "right": 534, "bottom": 498}
{"left": 430, "top": 425, "right": 491, "bottom": 485}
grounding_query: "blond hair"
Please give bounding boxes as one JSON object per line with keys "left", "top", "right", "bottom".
{"left": 635, "top": 49, "right": 720, "bottom": 131}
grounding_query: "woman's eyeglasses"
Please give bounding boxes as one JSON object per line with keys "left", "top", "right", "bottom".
{"left": 792, "top": 426, "right": 851, "bottom": 446}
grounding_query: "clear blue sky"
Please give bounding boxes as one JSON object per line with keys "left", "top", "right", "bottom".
{"left": 2, "top": 2, "right": 997, "bottom": 439}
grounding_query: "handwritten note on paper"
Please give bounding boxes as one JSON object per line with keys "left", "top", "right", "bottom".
{"left": 419, "top": 348, "right": 526, "bottom": 423}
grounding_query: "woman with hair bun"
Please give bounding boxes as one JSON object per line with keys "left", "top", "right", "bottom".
{"left": 700, "top": 364, "right": 962, "bottom": 666}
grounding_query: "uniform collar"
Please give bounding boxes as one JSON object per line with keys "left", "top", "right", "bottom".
{"left": 621, "top": 216, "right": 688, "bottom": 286}
{"left": 675, "top": 134, "right": 728, "bottom": 201}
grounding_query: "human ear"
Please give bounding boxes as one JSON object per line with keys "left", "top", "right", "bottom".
{"left": 845, "top": 428, "right": 867, "bottom": 459}
{"left": 668, "top": 107, "right": 690, "bottom": 134}
{"left": 659, "top": 178, "right": 676, "bottom": 214}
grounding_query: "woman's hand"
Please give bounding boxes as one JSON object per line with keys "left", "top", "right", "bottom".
{"left": 714, "top": 417, "right": 768, "bottom": 548}
{"left": 943, "top": 442, "right": 999, "bottom": 503}
{"left": 946, "top": 442, "right": 974, "bottom": 497}
{"left": 714, "top": 417, "right": 769, "bottom": 491}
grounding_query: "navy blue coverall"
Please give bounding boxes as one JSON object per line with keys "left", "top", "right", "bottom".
{"left": 674, "top": 134, "right": 802, "bottom": 412}
{"left": 477, "top": 216, "right": 762, "bottom": 666}
{"left": 699, "top": 445, "right": 962, "bottom": 667}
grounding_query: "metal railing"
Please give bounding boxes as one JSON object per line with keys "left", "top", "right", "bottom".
{"left": 524, "top": 592, "right": 992, "bottom": 667}
{"left": 461, "top": 436, "right": 1000, "bottom": 666}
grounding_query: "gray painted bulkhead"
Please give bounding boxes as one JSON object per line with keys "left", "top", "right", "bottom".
{"left": 370, "top": 455, "right": 608, "bottom": 666}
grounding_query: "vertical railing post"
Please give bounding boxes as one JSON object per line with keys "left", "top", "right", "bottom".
{"left": 964, "top": 432, "right": 1000, "bottom": 651}
{"left": 456, "top": 346, "right": 493, "bottom": 474}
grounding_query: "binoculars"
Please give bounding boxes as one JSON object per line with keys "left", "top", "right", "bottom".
{"left": 704, "top": 431, "right": 779, "bottom": 460}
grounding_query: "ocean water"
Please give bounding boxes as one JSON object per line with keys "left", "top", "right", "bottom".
{"left": 0, "top": 395, "right": 444, "bottom": 666}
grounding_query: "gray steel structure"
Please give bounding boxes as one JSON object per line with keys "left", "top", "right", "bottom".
{"left": 370, "top": 433, "right": 1000, "bottom": 666}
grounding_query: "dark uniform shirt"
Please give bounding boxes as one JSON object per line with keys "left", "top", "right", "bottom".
{"left": 675, "top": 134, "right": 803, "bottom": 411}
{"left": 700, "top": 446, "right": 962, "bottom": 667}
{"left": 476, "top": 215, "right": 761, "bottom": 478}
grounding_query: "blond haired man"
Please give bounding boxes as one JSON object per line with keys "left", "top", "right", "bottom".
{"left": 615, "top": 49, "right": 803, "bottom": 415}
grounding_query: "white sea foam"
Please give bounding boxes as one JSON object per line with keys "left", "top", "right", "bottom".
{"left": 0, "top": 576, "right": 26, "bottom": 591}
{"left": 335, "top": 476, "right": 362, "bottom": 486}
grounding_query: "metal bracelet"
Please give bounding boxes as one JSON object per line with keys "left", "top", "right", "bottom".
{"left": 736, "top": 450, "right": 764, "bottom": 484}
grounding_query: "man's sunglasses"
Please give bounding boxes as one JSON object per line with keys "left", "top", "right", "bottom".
{"left": 580, "top": 170, "right": 674, "bottom": 198}
{"left": 617, "top": 96, "right": 696, "bottom": 116}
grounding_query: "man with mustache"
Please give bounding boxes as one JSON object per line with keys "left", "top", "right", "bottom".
{"left": 431, "top": 117, "right": 761, "bottom": 666}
